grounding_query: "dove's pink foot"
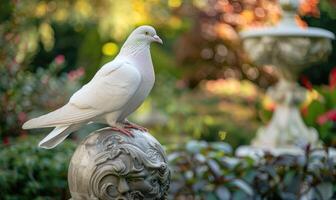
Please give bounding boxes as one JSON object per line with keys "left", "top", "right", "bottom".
{"left": 110, "top": 126, "right": 134, "bottom": 137}
{"left": 124, "top": 122, "right": 148, "bottom": 132}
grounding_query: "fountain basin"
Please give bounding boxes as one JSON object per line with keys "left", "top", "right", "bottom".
{"left": 241, "top": 26, "right": 334, "bottom": 39}
{"left": 242, "top": 36, "right": 332, "bottom": 80}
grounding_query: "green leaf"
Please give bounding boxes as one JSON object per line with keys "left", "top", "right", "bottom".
{"left": 215, "top": 186, "right": 231, "bottom": 200}
{"left": 231, "top": 179, "right": 253, "bottom": 196}
{"left": 304, "top": 100, "right": 325, "bottom": 126}
{"left": 211, "top": 142, "right": 232, "bottom": 154}
{"left": 315, "top": 182, "right": 333, "bottom": 200}
{"left": 186, "top": 140, "right": 207, "bottom": 154}
{"left": 207, "top": 159, "right": 221, "bottom": 178}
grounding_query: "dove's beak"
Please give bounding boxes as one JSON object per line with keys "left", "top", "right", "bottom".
{"left": 153, "top": 35, "right": 163, "bottom": 44}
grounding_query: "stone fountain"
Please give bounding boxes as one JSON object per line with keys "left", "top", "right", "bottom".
{"left": 237, "top": 0, "right": 334, "bottom": 156}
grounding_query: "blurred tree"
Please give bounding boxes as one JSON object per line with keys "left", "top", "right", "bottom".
{"left": 173, "top": 0, "right": 280, "bottom": 88}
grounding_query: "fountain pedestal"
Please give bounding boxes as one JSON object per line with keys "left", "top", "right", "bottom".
{"left": 253, "top": 80, "right": 319, "bottom": 150}
{"left": 238, "top": 0, "right": 334, "bottom": 155}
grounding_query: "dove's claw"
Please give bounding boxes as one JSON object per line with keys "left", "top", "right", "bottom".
{"left": 124, "top": 122, "right": 148, "bottom": 132}
{"left": 110, "top": 126, "right": 134, "bottom": 137}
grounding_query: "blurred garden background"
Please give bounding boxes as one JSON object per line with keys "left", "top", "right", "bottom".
{"left": 1, "top": 0, "right": 336, "bottom": 199}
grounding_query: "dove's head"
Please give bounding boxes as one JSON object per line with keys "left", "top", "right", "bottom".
{"left": 129, "top": 25, "right": 163, "bottom": 44}
{"left": 120, "top": 26, "right": 163, "bottom": 55}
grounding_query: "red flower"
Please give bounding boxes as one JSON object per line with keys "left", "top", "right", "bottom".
{"left": 18, "top": 112, "right": 27, "bottom": 123}
{"left": 67, "top": 67, "right": 85, "bottom": 81}
{"left": 55, "top": 55, "right": 65, "bottom": 65}
{"left": 300, "top": 75, "right": 313, "bottom": 91}
{"left": 329, "top": 68, "right": 336, "bottom": 89}
{"left": 301, "top": 106, "right": 308, "bottom": 116}
{"left": 317, "top": 109, "right": 336, "bottom": 125}
{"left": 3, "top": 137, "right": 9, "bottom": 145}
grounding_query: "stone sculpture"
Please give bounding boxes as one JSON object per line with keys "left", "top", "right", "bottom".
{"left": 68, "top": 128, "right": 170, "bottom": 200}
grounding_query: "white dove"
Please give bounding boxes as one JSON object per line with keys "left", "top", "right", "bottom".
{"left": 23, "top": 25, "right": 163, "bottom": 149}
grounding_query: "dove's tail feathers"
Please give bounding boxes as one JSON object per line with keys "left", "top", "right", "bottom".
{"left": 22, "top": 104, "right": 99, "bottom": 129}
{"left": 38, "top": 124, "right": 79, "bottom": 149}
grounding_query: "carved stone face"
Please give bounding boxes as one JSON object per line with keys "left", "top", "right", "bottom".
{"left": 97, "top": 153, "right": 165, "bottom": 200}
{"left": 68, "top": 128, "right": 170, "bottom": 200}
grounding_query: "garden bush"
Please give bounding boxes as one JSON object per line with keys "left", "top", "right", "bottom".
{"left": 2, "top": 137, "right": 334, "bottom": 200}
{"left": 0, "top": 58, "right": 83, "bottom": 140}
{"left": 0, "top": 136, "right": 76, "bottom": 200}
{"left": 168, "top": 140, "right": 336, "bottom": 200}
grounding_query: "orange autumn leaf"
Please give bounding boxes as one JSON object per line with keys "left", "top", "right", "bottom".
{"left": 299, "top": 0, "right": 320, "bottom": 17}
{"left": 295, "top": 15, "right": 308, "bottom": 28}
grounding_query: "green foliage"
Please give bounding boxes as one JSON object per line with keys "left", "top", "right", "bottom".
{"left": 168, "top": 140, "right": 336, "bottom": 200}
{"left": 0, "top": 0, "right": 84, "bottom": 139}
{"left": 1, "top": 137, "right": 335, "bottom": 200}
{"left": 0, "top": 136, "right": 76, "bottom": 200}
{"left": 302, "top": 86, "right": 336, "bottom": 146}
{"left": 0, "top": 59, "right": 83, "bottom": 139}
{"left": 136, "top": 77, "right": 259, "bottom": 147}
{"left": 320, "top": 0, "right": 336, "bottom": 20}
{"left": 304, "top": 99, "right": 326, "bottom": 126}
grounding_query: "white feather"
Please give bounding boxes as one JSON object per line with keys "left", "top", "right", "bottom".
{"left": 39, "top": 124, "right": 81, "bottom": 149}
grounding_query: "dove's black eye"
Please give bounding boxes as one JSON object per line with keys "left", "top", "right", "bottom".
{"left": 145, "top": 31, "right": 149, "bottom": 35}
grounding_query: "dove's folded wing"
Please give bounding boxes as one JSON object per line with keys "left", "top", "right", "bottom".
{"left": 69, "top": 60, "right": 141, "bottom": 110}
{"left": 23, "top": 61, "right": 141, "bottom": 129}
{"left": 90, "top": 60, "right": 125, "bottom": 81}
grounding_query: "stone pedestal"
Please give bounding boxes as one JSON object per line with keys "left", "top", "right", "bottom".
{"left": 68, "top": 128, "right": 170, "bottom": 200}
{"left": 252, "top": 80, "right": 320, "bottom": 150}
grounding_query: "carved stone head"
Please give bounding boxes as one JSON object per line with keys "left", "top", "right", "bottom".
{"left": 68, "top": 128, "right": 170, "bottom": 200}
